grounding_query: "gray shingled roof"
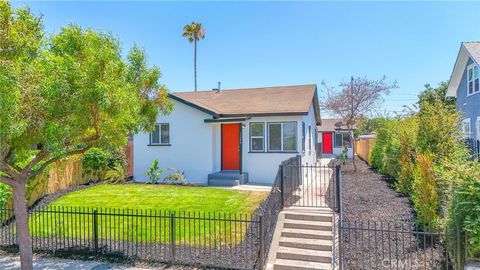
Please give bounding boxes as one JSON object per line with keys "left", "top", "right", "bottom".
{"left": 170, "top": 85, "right": 320, "bottom": 123}
{"left": 317, "top": 119, "right": 356, "bottom": 132}
{"left": 463, "top": 42, "right": 480, "bottom": 64}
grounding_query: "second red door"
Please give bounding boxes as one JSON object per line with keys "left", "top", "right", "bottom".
{"left": 322, "top": 132, "right": 333, "bottom": 154}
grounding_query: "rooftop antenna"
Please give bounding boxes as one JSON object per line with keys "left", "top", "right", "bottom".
{"left": 212, "top": 81, "right": 221, "bottom": 93}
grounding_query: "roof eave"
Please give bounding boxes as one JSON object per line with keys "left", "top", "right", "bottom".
{"left": 168, "top": 93, "right": 219, "bottom": 117}
{"left": 446, "top": 44, "right": 480, "bottom": 97}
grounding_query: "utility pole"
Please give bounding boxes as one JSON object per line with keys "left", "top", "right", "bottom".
{"left": 350, "top": 76, "right": 357, "bottom": 171}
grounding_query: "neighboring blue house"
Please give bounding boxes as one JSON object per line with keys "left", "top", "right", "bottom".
{"left": 446, "top": 42, "right": 480, "bottom": 140}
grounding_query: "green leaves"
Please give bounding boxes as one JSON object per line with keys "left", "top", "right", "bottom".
{"left": 1, "top": 2, "right": 172, "bottom": 178}
{"left": 144, "top": 159, "right": 164, "bottom": 184}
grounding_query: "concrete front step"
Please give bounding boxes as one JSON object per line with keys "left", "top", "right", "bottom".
{"left": 284, "top": 212, "right": 332, "bottom": 222}
{"left": 279, "top": 237, "right": 332, "bottom": 251}
{"left": 207, "top": 171, "right": 248, "bottom": 186}
{"left": 276, "top": 246, "right": 332, "bottom": 263}
{"left": 274, "top": 259, "right": 331, "bottom": 270}
{"left": 283, "top": 219, "right": 332, "bottom": 231}
{"left": 208, "top": 178, "right": 240, "bottom": 186}
{"left": 281, "top": 228, "right": 333, "bottom": 240}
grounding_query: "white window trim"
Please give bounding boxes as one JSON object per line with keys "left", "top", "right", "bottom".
{"left": 149, "top": 123, "right": 170, "bottom": 145}
{"left": 249, "top": 122, "right": 265, "bottom": 152}
{"left": 462, "top": 118, "right": 471, "bottom": 138}
{"left": 467, "top": 64, "right": 480, "bottom": 97}
{"left": 477, "top": 117, "right": 480, "bottom": 140}
{"left": 267, "top": 122, "right": 298, "bottom": 153}
{"left": 334, "top": 132, "right": 352, "bottom": 148}
{"left": 308, "top": 125, "right": 313, "bottom": 155}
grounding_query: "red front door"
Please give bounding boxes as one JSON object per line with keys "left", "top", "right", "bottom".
{"left": 322, "top": 132, "right": 333, "bottom": 154}
{"left": 222, "top": 124, "right": 240, "bottom": 170}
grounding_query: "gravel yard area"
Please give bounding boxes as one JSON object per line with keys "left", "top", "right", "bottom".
{"left": 341, "top": 159, "right": 414, "bottom": 222}
{"left": 340, "top": 159, "right": 449, "bottom": 270}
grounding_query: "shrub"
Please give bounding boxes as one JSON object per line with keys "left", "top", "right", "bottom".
{"left": 163, "top": 168, "right": 187, "bottom": 185}
{"left": 439, "top": 161, "right": 480, "bottom": 259}
{"left": 82, "top": 147, "right": 126, "bottom": 182}
{"left": 103, "top": 164, "right": 126, "bottom": 184}
{"left": 395, "top": 116, "right": 418, "bottom": 195}
{"left": 369, "top": 120, "right": 394, "bottom": 171}
{"left": 411, "top": 152, "right": 440, "bottom": 227}
{"left": 337, "top": 147, "right": 348, "bottom": 165}
{"left": 144, "top": 159, "right": 164, "bottom": 184}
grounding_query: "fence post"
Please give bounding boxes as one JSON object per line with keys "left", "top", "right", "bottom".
{"left": 335, "top": 164, "right": 343, "bottom": 270}
{"left": 170, "top": 213, "right": 176, "bottom": 266}
{"left": 259, "top": 215, "right": 265, "bottom": 270}
{"left": 280, "top": 165, "right": 285, "bottom": 208}
{"left": 335, "top": 165, "right": 341, "bottom": 213}
{"left": 455, "top": 216, "right": 462, "bottom": 270}
{"left": 93, "top": 210, "right": 99, "bottom": 255}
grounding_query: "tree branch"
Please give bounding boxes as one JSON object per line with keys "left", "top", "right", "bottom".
{"left": 0, "top": 175, "right": 15, "bottom": 186}
{"left": 29, "top": 145, "right": 94, "bottom": 177}
{"left": 22, "top": 150, "right": 50, "bottom": 173}
{"left": 0, "top": 163, "right": 19, "bottom": 179}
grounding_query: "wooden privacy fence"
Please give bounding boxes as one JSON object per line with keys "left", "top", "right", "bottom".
{"left": 354, "top": 138, "right": 375, "bottom": 163}
{"left": 4, "top": 156, "right": 90, "bottom": 209}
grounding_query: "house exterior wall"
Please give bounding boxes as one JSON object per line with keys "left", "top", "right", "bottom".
{"left": 317, "top": 131, "right": 354, "bottom": 158}
{"left": 456, "top": 57, "right": 480, "bottom": 140}
{"left": 134, "top": 99, "right": 319, "bottom": 185}
{"left": 239, "top": 103, "right": 318, "bottom": 184}
{"left": 133, "top": 100, "right": 214, "bottom": 185}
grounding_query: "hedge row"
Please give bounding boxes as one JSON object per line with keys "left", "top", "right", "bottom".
{"left": 369, "top": 100, "right": 479, "bottom": 258}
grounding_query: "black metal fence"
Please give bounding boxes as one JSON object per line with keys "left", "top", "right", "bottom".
{"left": 0, "top": 157, "right": 338, "bottom": 269}
{"left": 0, "top": 207, "right": 263, "bottom": 269}
{"left": 279, "top": 160, "right": 337, "bottom": 209}
{"left": 333, "top": 164, "right": 471, "bottom": 270}
{"left": 339, "top": 219, "right": 453, "bottom": 270}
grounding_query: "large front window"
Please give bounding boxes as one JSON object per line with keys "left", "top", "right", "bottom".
{"left": 267, "top": 122, "right": 297, "bottom": 152}
{"left": 467, "top": 64, "right": 479, "bottom": 96}
{"left": 334, "top": 132, "right": 351, "bottom": 148}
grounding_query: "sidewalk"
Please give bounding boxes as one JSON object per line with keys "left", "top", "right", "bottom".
{"left": 0, "top": 255, "right": 176, "bottom": 270}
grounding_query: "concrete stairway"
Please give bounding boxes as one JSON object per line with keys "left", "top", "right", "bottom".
{"left": 207, "top": 171, "right": 248, "bottom": 186}
{"left": 268, "top": 208, "right": 334, "bottom": 270}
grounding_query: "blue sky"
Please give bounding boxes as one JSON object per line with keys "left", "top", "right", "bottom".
{"left": 13, "top": 1, "right": 480, "bottom": 116}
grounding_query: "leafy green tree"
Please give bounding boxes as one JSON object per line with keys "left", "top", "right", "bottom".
{"left": 0, "top": 3, "right": 172, "bottom": 269}
{"left": 355, "top": 116, "right": 390, "bottom": 137}
{"left": 182, "top": 22, "right": 205, "bottom": 91}
{"left": 418, "top": 81, "right": 455, "bottom": 108}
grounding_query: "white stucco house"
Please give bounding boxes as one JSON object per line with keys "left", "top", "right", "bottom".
{"left": 133, "top": 84, "right": 321, "bottom": 186}
{"left": 316, "top": 119, "right": 354, "bottom": 158}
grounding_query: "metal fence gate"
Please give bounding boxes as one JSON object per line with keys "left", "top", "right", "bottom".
{"left": 279, "top": 161, "right": 338, "bottom": 209}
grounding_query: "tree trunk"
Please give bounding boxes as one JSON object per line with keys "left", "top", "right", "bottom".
{"left": 194, "top": 39, "right": 197, "bottom": 92}
{"left": 12, "top": 180, "right": 33, "bottom": 270}
{"left": 351, "top": 129, "right": 357, "bottom": 172}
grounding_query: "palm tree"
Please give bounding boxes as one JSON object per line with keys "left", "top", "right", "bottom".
{"left": 182, "top": 22, "right": 205, "bottom": 91}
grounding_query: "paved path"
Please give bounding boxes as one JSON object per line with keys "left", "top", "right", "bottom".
{"left": 0, "top": 255, "right": 157, "bottom": 270}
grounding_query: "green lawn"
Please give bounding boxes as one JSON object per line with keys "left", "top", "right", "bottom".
{"left": 29, "top": 184, "right": 268, "bottom": 245}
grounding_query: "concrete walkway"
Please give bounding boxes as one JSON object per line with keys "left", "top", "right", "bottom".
{"left": 216, "top": 183, "right": 272, "bottom": 192}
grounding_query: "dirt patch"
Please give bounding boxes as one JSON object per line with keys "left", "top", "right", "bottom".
{"left": 341, "top": 159, "right": 414, "bottom": 222}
